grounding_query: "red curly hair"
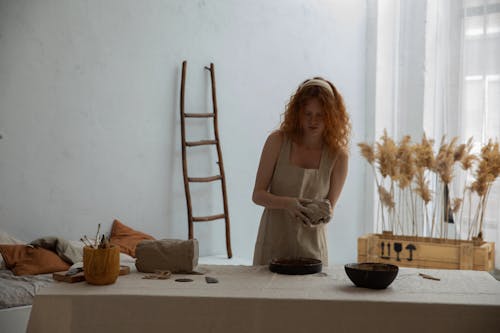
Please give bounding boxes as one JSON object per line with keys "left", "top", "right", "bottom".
{"left": 280, "top": 77, "right": 351, "bottom": 154}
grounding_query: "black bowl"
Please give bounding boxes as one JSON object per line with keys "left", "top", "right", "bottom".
{"left": 269, "top": 257, "right": 322, "bottom": 275}
{"left": 344, "top": 263, "right": 398, "bottom": 289}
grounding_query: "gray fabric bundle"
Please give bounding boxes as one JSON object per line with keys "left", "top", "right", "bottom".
{"left": 29, "top": 236, "right": 83, "bottom": 264}
{"left": 135, "top": 239, "right": 198, "bottom": 273}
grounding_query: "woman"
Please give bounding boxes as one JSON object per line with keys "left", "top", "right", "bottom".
{"left": 252, "top": 77, "right": 351, "bottom": 265}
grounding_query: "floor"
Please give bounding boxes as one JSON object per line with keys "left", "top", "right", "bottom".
{"left": 199, "top": 255, "right": 252, "bottom": 266}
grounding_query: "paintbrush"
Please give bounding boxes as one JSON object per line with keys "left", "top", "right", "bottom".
{"left": 98, "top": 234, "right": 108, "bottom": 249}
{"left": 94, "top": 223, "right": 101, "bottom": 248}
{"left": 84, "top": 235, "right": 94, "bottom": 249}
{"left": 80, "top": 237, "right": 93, "bottom": 247}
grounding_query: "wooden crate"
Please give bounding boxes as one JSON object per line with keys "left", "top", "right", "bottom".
{"left": 358, "top": 232, "right": 495, "bottom": 271}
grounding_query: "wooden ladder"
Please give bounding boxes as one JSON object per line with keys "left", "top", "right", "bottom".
{"left": 179, "top": 60, "right": 232, "bottom": 259}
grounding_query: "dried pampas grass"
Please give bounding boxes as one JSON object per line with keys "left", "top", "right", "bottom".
{"left": 471, "top": 139, "right": 500, "bottom": 196}
{"left": 451, "top": 198, "right": 462, "bottom": 214}
{"left": 358, "top": 142, "right": 375, "bottom": 165}
{"left": 414, "top": 133, "right": 435, "bottom": 169}
{"left": 435, "top": 136, "right": 458, "bottom": 184}
{"left": 397, "top": 135, "right": 416, "bottom": 189}
{"left": 458, "top": 137, "right": 476, "bottom": 171}
{"left": 470, "top": 139, "right": 500, "bottom": 239}
{"left": 376, "top": 130, "right": 399, "bottom": 181}
{"left": 358, "top": 130, "right": 498, "bottom": 241}
{"left": 378, "top": 185, "right": 395, "bottom": 209}
{"left": 414, "top": 167, "right": 432, "bottom": 204}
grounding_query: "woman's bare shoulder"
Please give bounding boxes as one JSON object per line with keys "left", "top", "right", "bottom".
{"left": 331, "top": 148, "right": 349, "bottom": 166}
{"left": 265, "top": 130, "right": 284, "bottom": 148}
{"left": 335, "top": 149, "right": 349, "bottom": 160}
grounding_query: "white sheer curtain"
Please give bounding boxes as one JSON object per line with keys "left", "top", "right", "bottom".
{"left": 366, "top": 0, "right": 500, "bottom": 268}
{"left": 460, "top": 0, "right": 500, "bottom": 269}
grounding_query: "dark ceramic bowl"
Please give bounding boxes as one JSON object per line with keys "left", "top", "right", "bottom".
{"left": 269, "top": 257, "right": 322, "bottom": 275}
{"left": 344, "top": 263, "right": 398, "bottom": 289}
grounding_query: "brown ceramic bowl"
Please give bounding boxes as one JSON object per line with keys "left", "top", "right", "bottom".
{"left": 269, "top": 257, "right": 322, "bottom": 275}
{"left": 344, "top": 262, "right": 398, "bottom": 289}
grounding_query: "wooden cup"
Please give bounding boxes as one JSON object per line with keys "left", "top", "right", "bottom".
{"left": 83, "top": 245, "right": 120, "bottom": 285}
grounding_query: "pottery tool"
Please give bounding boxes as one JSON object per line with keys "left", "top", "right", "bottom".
{"left": 419, "top": 273, "right": 440, "bottom": 281}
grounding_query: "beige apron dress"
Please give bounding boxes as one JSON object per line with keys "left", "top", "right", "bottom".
{"left": 253, "top": 136, "right": 336, "bottom": 265}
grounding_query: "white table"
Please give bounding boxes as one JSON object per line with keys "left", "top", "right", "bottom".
{"left": 27, "top": 265, "right": 500, "bottom": 333}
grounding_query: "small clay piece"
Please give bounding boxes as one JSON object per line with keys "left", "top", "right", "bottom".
{"left": 175, "top": 278, "right": 194, "bottom": 282}
{"left": 66, "top": 267, "right": 84, "bottom": 276}
{"left": 142, "top": 270, "right": 171, "bottom": 280}
{"left": 205, "top": 276, "right": 218, "bottom": 283}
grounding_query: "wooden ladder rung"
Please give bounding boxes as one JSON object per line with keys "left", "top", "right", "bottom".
{"left": 186, "top": 140, "right": 217, "bottom": 147}
{"left": 188, "top": 175, "right": 222, "bottom": 183}
{"left": 184, "top": 113, "right": 215, "bottom": 118}
{"left": 193, "top": 213, "right": 225, "bottom": 222}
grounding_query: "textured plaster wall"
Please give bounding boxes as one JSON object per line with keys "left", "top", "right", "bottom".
{"left": 0, "top": 0, "right": 366, "bottom": 264}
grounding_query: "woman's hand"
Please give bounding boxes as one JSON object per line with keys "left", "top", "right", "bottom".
{"left": 304, "top": 199, "right": 332, "bottom": 225}
{"left": 283, "top": 198, "right": 314, "bottom": 225}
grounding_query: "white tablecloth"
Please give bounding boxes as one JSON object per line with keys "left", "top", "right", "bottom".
{"left": 27, "top": 265, "right": 500, "bottom": 333}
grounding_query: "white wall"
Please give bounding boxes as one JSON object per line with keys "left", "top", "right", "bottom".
{"left": 0, "top": 0, "right": 367, "bottom": 265}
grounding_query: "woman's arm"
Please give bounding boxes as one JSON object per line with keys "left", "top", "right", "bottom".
{"left": 252, "top": 132, "right": 311, "bottom": 221}
{"left": 252, "top": 131, "right": 289, "bottom": 209}
{"left": 327, "top": 150, "right": 349, "bottom": 214}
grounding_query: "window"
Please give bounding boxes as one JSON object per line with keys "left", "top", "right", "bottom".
{"left": 462, "top": 0, "right": 500, "bottom": 246}
{"left": 368, "top": 0, "right": 500, "bottom": 267}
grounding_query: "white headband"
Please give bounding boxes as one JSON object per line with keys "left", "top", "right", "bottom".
{"left": 300, "top": 79, "right": 334, "bottom": 96}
